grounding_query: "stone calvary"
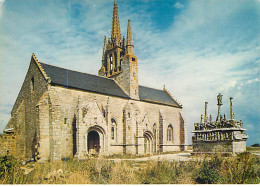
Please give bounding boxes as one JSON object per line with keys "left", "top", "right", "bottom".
{"left": 192, "top": 93, "right": 248, "bottom": 154}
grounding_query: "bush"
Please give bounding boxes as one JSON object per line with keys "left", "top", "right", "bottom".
{"left": 140, "top": 161, "right": 179, "bottom": 184}
{"left": 231, "top": 152, "right": 259, "bottom": 184}
{"left": 0, "top": 155, "right": 17, "bottom": 179}
{"left": 196, "top": 161, "right": 219, "bottom": 184}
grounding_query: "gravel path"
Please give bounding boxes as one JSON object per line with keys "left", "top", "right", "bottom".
{"left": 106, "top": 152, "right": 201, "bottom": 162}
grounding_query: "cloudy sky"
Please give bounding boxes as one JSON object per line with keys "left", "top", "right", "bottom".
{"left": 0, "top": 0, "right": 259, "bottom": 145}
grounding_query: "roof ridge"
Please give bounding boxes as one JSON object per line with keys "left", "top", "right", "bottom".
{"left": 139, "top": 85, "right": 163, "bottom": 91}
{"left": 39, "top": 62, "right": 116, "bottom": 82}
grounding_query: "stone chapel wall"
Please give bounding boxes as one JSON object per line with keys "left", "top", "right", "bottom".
{"left": 44, "top": 85, "right": 184, "bottom": 159}
{"left": 3, "top": 58, "right": 49, "bottom": 159}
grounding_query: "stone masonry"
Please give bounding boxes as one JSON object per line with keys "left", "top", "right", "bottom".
{"left": 192, "top": 93, "right": 248, "bottom": 154}
{"left": 1, "top": 1, "right": 188, "bottom": 161}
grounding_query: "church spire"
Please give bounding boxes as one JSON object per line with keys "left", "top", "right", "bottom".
{"left": 111, "top": 0, "right": 121, "bottom": 43}
{"left": 126, "top": 19, "right": 134, "bottom": 54}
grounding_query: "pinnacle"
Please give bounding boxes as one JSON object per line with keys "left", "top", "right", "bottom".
{"left": 126, "top": 19, "right": 134, "bottom": 54}
{"left": 111, "top": 0, "right": 121, "bottom": 41}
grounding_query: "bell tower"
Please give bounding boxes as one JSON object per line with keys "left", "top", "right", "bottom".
{"left": 98, "top": 1, "right": 139, "bottom": 100}
{"left": 99, "top": 0, "right": 125, "bottom": 77}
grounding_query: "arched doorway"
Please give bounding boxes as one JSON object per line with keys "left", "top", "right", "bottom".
{"left": 144, "top": 131, "right": 153, "bottom": 154}
{"left": 87, "top": 131, "right": 100, "bottom": 154}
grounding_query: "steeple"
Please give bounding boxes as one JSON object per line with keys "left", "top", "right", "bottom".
{"left": 126, "top": 19, "right": 134, "bottom": 54}
{"left": 98, "top": 1, "right": 139, "bottom": 100}
{"left": 111, "top": 0, "right": 121, "bottom": 43}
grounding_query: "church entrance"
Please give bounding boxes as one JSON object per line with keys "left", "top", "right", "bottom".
{"left": 144, "top": 131, "right": 153, "bottom": 154}
{"left": 87, "top": 131, "right": 100, "bottom": 154}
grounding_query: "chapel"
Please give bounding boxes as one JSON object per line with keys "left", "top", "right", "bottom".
{"left": 0, "top": 1, "right": 187, "bottom": 161}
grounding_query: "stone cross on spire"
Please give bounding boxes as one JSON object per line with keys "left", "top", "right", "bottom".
{"left": 126, "top": 19, "right": 134, "bottom": 54}
{"left": 111, "top": 0, "right": 121, "bottom": 43}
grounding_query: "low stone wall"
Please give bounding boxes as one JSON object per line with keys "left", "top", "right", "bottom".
{"left": 0, "top": 133, "right": 17, "bottom": 156}
{"left": 193, "top": 140, "right": 233, "bottom": 153}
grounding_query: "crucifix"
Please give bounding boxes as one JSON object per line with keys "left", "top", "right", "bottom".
{"left": 217, "top": 93, "right": 223, "bottom": 121}
{"left": 230, "top": 97, "right": 233, "bottom": 120}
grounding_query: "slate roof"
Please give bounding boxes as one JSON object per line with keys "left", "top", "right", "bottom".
{"left": 39, "top": 62, "right": 181, "bottom": 108}
{"left": 139, "top": 86, "right": 180, "bottom": 107}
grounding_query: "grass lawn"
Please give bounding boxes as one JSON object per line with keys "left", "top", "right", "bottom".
{"left": 0, "top": 152, "right": 259, "bottom": 184}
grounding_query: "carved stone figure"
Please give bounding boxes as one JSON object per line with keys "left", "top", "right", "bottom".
{"left": 217, "top": 93, "right": 223, "bottom": 106}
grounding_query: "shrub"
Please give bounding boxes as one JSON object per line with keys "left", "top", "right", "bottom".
{"left": 196, "top": 161, "right": 219, "bottom": 184}
{"left": 0, "top": 155, "right": 17, "bottom": 179}
{"left": 140, "top": 161, "right": 179, "bottom": 184}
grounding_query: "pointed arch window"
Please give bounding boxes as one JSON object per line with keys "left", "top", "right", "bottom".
{"left": 111, "top": 118, "right": 117, "bottom": 141}
{"left": 167, "top": 125, "right": 173, "bottom": 142}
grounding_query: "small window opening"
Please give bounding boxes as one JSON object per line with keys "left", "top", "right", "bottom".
{"left": 31, "top": 77, "right": 35, "bottom": 92}
{"left": 167, "top": 125, "right": 173, "bottom": 142}
{"left": 64, "top": 118, "right": 67, "bottom": 124}
{"left": 128, "top": 112, "right": 130, "bottom": 118}
{"left": 110, "top": 55, "right": 113, "bottom": 71}
{"left": 132, "top": 57, "right": 135, "bottom": 62}
{"left": 111, "top": 126, "right": 115, "bottom": 140}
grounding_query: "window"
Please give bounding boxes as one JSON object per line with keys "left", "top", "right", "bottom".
{"left": 111, "top": 118, "right": 117, "bottom": 141}
{"left": 132, "top": 57, "right": 135, "bottom": 61}
{"left": 114, "top": 52, "right": 117, "bottom": 71}
{"left": 111, "top": 126, "right": 114, "bottom": 140}
{"left": 167, "top": 125, "right": 173, "bottom": 142}
{"left": 110, "top": 55, "right": 113, "bottom": 71}
{"left": 30, "top": 76, "right": 35, "bottom": 92}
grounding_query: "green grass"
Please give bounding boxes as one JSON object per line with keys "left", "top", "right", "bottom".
{"left": 0, "top": 153, "right": 259, "bottom": 184}
{"left": 247, "top": 147, "right": 260, "bottom": 152}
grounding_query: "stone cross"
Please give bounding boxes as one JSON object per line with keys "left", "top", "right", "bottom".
{"left": 230, "top": 97, "right": 233, "bottom": 120}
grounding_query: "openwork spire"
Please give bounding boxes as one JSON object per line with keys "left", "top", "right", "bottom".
{"left": 126, "top": 19, "right": 134, "bottom": 54}
{"left": 111, "top": 0, "right": 121, "bottom": 42}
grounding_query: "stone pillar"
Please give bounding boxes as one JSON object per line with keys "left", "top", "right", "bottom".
{"left": 204, "top": 102, "right": 208, "bottom": 123}
{"left": 159, "top": 112, "right": 164, "bottom": 152}
{"left": 50, "top": 105, "right": 62, "bottom": 160}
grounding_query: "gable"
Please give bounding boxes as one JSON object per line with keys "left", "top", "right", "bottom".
{"left": 11, "top": 56, "right": 48, "bottom": 115}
